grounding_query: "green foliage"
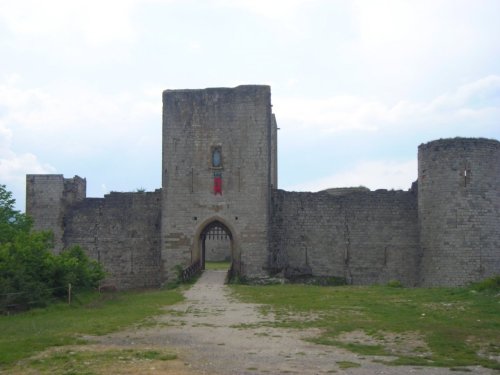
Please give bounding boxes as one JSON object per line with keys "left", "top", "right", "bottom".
{"left": 0, "top": 184, "right": 32, "bottom": 244}
{"left": 336, "top": 361, "right": 361, "bottom": 369}
{"left": 288, "top": 276, "right": 347, "bottom": 286}
{"left": 205, "top": 261, "right": 231, "bottom": 270}
{"left": 0, "top": 185, "right": 105, "bottom": 311}
{"left": 227, "top": 273, "right": 249, "bottom": 284}
{"left": 22, "top": 348, "right": 177, "bottom": 374}
{"left": 51, "top": 246, "right": 105, "bottom": 295}
{"left": 469, "top": 275, "right": 500, "bottom": 292}
{"left": 174, "top": 264, "right": 184, "bottom": 280}
{"left": 387, "top": 279, "right": 403, "bottom": 288}
{"left": 164, "top": 264, "right": 201, "bottom": 289}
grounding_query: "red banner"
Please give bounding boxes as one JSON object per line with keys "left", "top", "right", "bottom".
{"left": 214, "top": 176, "right": 222, "bottom": 195}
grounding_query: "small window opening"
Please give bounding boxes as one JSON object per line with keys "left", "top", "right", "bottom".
{"left": 464, "top": 167, "right": 471, "bottom": 187}
{"left": 212, "top": 147, "right": 222, "bottom": 168}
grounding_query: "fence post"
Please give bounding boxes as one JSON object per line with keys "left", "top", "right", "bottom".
{"left": 68, "top": 283, "right": 72, "bottom": 305}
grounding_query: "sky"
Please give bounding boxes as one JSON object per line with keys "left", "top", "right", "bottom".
{"left": 1, "top": 0, "right": 499, "bottom": 211}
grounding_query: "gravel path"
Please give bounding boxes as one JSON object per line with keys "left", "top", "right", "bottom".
{"left": 96, "top": 271, "right": 495, "bottom": 375}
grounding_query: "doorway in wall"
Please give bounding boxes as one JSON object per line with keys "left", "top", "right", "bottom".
{"left": 199, "top": 220, "right": 233, "bottom": 271}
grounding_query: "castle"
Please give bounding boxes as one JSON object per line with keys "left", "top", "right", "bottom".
{"left": 26, "top": 85, "right": 500, "bottom": 288}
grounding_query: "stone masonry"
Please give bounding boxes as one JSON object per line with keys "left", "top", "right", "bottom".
{"left": 26, "top": 85, "right": 500, "bottom": 289}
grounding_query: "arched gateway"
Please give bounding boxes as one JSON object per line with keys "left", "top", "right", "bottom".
{"left": 194, "top": 218, "right": 239, "bottom": 272}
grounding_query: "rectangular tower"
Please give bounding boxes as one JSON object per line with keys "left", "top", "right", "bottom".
{"left": 26, "top": 174, "right": 86, "bottom": 253}
{"left": 161, "top": 85, "right": 276, "bottom": 280}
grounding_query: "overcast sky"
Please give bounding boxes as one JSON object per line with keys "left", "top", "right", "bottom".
{"left": 1, "top": 0, "right": 499, "bottom": 210}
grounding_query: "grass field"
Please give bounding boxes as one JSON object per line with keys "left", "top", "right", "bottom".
{"left": 205, "top": 261, "right": 231, "bottom": 270}
{"left": 231, "top": 281, "right": 500, "bottom": 370}
{"left": 0, "top": 288, "right": 183, "bottom": 369}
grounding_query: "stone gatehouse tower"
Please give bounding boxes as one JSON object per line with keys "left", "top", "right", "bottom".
{"left": 161, "top": 86, "right": 277, "bottom": 279}
{"left": 26, "top": 85, "right": 500, "bottom": 288}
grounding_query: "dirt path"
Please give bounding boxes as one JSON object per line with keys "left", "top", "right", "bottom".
{"left": 94, "top": 271, "right": 494, "bottom": 375}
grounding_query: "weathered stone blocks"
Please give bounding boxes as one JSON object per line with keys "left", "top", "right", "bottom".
{"left": 25, "top": 87, "right": 500, "bottom": 288}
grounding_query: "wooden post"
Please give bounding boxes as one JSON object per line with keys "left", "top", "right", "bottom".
{"left": 68, "top": 283, "right": 72, "bottom": 305}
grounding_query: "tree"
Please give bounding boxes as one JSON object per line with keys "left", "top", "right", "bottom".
{"left": 0, "top": 185, "right": 105, "bottom": 311}
{"left": 0, "top": 184, "right": 32, "bottom": 244}
{"left": 51, "top": 246, "right": 105, "bottom": 296}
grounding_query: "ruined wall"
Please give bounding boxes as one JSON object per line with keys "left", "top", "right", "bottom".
{"left": 64, "top": 191, "right": 162, "bottom": 289}
{"left": 161, "top": 85, "right": 274, "bottom": 279}
{"left": 26, "top": 175, "right": 86, "bottom": 253}
{"left": 270, "top": 189, "right": 420, "bottom": 286}
{"left": 419, "top": 138, "right": 500, "bottom": 286}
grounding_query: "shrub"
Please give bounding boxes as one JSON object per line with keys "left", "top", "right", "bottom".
{"left": 469, "top": 276, "right": 500, "bottom": 292}
{"left": 0, "top": 184, "right": 32, "bottom": 244}
{"left": 51, "top": 246, "right": 106, "bottom": 296}
{"left": 0, "top": 185, "right": 105, "bottom": 312}
{"left": 387, "top": 279, "right": 403, "bottom": 288}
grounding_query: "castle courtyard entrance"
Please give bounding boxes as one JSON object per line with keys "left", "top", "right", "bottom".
{"left": 198, "top": 220, "right": 234, "bottom": 271}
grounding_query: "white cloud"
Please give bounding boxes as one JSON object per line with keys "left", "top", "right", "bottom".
{"left": 274, "top": 95, "right": 382, "bottom": 132}
{"left": 428, "top": 75, "right": 500, "bottom": 111}
{"left": 274, "top": 75, "right": 500, "bottom": 134}
{"left": 345, "top": 0, "right": 500, "bottom": 98}
{"left": 0, "top": 121, "right": 56, "bottom": 210}
{"left": 288, "top": 159, "right": 417, "bottom": 192}
{"left": 0, "top": 153, "right": 56, "bottom": 186}
{"left": 353, "top": 0, "right": 432, "bottom": 48}
{"left": 0, "top": 123, "right": 13, "bottom": 158}
{"left": 0, "top": 0, "right": 138, "bottom": 47}
{"left": 215, "top": 0, "right": 312, "bottom": 20}
{"left": 0, "top": 78, "right": 161, "bottom": 154}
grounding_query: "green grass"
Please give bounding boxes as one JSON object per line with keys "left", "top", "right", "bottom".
{"left": 0, "top": 288, "right": 183, "bottom": 369}
{"left": 205, "top": 261, "right": 231, "bottom": 270}
{"left": 336, "top": 361, "right": 361, "bottom": 369}
{"left": 23, "top": 348, "right": 177, "bottom": 374}
{"left": 231, "top": 283, "right": 500, "bottom": 370}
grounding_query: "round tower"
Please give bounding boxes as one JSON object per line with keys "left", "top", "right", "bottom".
{"left": 418, "top": 138, "right": 500, "bottom": 286}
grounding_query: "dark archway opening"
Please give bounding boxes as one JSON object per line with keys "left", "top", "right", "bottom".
{"left": 200, "top": 221, "right": 233, "bottom": 270}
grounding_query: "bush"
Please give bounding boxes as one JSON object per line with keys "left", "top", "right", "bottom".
{"left": 0, "top": 231, "right": 55, "bottom": 308}
{"left": 0, "top": 185, "right": 105, "bottom": 311}
{"left": 51, "top": 246, "right": 106, "bottom": 296}
{"left": 0, "top": 184, "right": 32, "bottom": 244}
{"left": 387, "top": 279, "right": 403, "bottom": 288}
{"left": 469, "top": 276, "right": 500, "bottom": 292}
{"left": 1, "top": 240, "right": 106, "bottom": 310}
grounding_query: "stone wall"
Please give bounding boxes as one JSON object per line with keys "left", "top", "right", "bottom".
{"left": 418, "top": 138, "right": 500, "bottom": 286}
{"left": 270, "top": 188, "right": 420, "bottom": 286}
{"left": 161, "top": 85, "right": 275, "bottom": 280}
{"left": 63, "top": 191, "right": 162, "bottom": 289}
{"left": 205, "top": 237, "right": 231, "bottom": 262}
